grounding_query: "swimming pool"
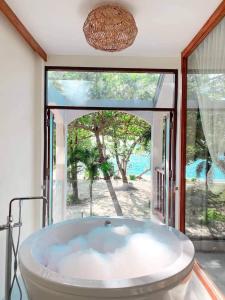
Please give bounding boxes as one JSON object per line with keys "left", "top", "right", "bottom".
{"left": 112, "top": 155, "right": 225, "bottom": 181}
{"left": 186, "top": 159, "right": 225, "bottom": 181}
{"left": 112, "top": 154, "right": 151, "bottom": 177}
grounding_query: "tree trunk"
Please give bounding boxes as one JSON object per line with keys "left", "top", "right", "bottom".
{"left": 95, "top": 130, "right": 123, "bottom": 216}
{"left": 90, "top": 180, "right": 93, "bottom": 216}
{"left": 114, "top": 142, "right": 128, "bottom": 184}
{"left": 70, "top": 132, "right": 79, "bottom": 205}
{"left": 204, "top": 151, "right": 210, "bottom": 224}
{"left": 102, "top": 134, "right": 107, "bottom": 157}
{"left": 137, "top": 168, "right": 151, "bottom": 178}
{"left": 113, "top": 136, "right": 142, "bottom": 185}
{"left": 120, "top": 168, "right": 128, "bottom": 184}
{"left": 105, "top": 179, "right": 123, "bottom": 216}
{"left": 71, "top": 162, "right": 79, "bottom": 204}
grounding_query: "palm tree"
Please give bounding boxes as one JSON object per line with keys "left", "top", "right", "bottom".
{"left": 195, "top": 150, "right": 212, "bottom": 224}
{"left": 81, "top": 147, "right": 100, "bottom": 216}
{"left": 78, "top": 147, "right": 114, "bottom": 216}
{"left": 67, "top": 142, "right": 82, "bottom": 205}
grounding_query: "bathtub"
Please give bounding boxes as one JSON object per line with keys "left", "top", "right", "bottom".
{"left": 19, "top": 217, "right": 195, "bottom": 300}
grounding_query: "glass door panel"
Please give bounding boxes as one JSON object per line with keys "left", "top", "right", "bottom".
{"left": 185, "top": 18, "right": 225, "bottom": 243}
{"left": 164, "top": 113, "right": 174, "bottom": 226}
{"left": 46, "top": 109, "right": 176, "bottom": 225}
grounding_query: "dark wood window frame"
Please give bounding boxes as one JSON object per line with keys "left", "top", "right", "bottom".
{"left": 43, "top": 66, "right": 178, "bottom": 226}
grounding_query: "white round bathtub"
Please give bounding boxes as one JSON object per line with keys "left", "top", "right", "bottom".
{"left": 19, "top": 217, "right": 195, "bottom": 300}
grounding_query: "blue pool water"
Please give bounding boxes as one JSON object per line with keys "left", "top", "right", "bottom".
{"left": 112, "top": 155, "right": 225, "bottom": 180}
{"left": 112, "top": 154, "right": 151, "bottom": 176}
{"left": 186, "top": 159, "right": 225, "bottom": 181}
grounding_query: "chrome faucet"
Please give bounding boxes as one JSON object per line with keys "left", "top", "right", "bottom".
{"left": 0, "top": 196, "right": 47, "bottom": 300}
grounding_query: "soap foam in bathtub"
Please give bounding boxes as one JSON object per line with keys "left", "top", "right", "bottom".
{"left": 44, "top": 244, "right": 72, "bottom": 272}
{"left": 44, "top": 224, "right": 178, "bottom": 280}
{"left": 58, "top": 249, "right": 111, "bottom": 280}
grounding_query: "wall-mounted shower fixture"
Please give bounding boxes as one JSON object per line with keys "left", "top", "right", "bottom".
{"left": 0, "top": 196, "right": 47, "bottom": 300}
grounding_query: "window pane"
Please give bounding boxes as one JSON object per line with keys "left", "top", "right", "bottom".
{"left": 47, "top": 70, "right": 175, "bottom": 108}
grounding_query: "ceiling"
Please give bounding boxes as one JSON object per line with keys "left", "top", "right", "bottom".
{"left": 6, "top": 0, "right": 222, "bottom": 57}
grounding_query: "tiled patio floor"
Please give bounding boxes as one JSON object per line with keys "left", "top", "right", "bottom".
{"left": 196, "top": 252, "right": 225, "bottom": 295}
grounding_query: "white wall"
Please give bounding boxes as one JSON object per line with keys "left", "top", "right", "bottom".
{"left": 0, "top": 14, "right": 44, "bottom": 299}
{"left": 46, "top": 55, "right": 182, "bottom": 229}
{"left": 47, "top": 55, "right": 179, "bottom": 69}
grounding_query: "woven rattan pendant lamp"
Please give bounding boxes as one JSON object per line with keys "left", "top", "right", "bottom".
{"left": 83, "top": 4, "right": 138, "bottom": 52}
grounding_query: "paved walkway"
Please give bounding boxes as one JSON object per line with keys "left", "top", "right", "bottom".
{"left": 66, "top": 178, "right": 152, "bottom": 219}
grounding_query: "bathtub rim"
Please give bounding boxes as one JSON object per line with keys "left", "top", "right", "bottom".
{"left": 19, "top": 217, "right": 195, "bottom": 297}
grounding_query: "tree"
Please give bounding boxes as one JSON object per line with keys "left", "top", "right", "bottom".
{"left": 67, "top": 127, "right": 92, "bottom": 205}
{"left": 187, "top": 74, "right": 225, "bottom": 172}
{"left": 69, "top": 112, "right": 123, "bottom": 216}
{"left": 85, "top": 149, "right": 99, "bottom": 216}
{"left": 88, "top": 152, "right": 114, "bottom": 216}
{"left": 186, "top": 109, "right": 212, "bottom": 224}
{"left": 68, "top": 110, "right": 151, "bottom": 210}
{"left": 76, "top": 147, "right": 101, "bottom": 216}
{"left": 186, "top": 110, "right": 209, "bottom": 164}
{"left": 105, "top": 112, "right": 151, "bottom": 184}
{"left": 187, "top": 74, "right": 225, "bottom": 225}
{"left": 49, "top": 71, "right": 160, "bottom": 102}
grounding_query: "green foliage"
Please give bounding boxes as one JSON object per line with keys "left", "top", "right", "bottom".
{"left": 67, "top": 127, "right": 93, "bottom": 170}
{"left": 200, "top": 208, "right": 225, "bottom": 224}
{"left": 141, "top": 129, "right": 152, "bottom": 152}
{"left": 104, "top": 111, "right": 151, "bottom": 163}
{"left": 129, "top": 175, "right": 136, "bottom": 181}
{"left": 188, "top": 73, "right": 225, "bottom": 105}
{"left": 186, "top": 77, "right": 225, "bottom": 173}
{"left": 187, "top": 186, "right": 225, "bottom": 229}
{"left": 58, "top": 70, "right": 153, "bottom": 190}
{"left": 99, "top": 161, "right": 114, "bottom": 177}
{"left": 49, "top": 71, "right": 160, "bottom": 101}
{"left": 69, "top": 111, "right": 151, "bottom": 183}
{"left": 67, "top": 194, "right": 81, "bottom": 206}
{"left": 67, "top": 127, "right": 94, "bottom": 204}
{"left": 186, "top": 110, "right": 210, "bottom": 164}
{"left": 82, "top": 147, "right": 101, "bottom": 181}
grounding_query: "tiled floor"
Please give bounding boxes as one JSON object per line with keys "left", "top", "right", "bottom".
{"left": 11, "top": 277, "right": 28, "bottom": 300}
{"left": 196, "top": 252, "right": 225, "bottom": 295}
{"left": 11, "top": 271, "right": 213, "bottom": 300}
{"left": 185, "top": 272, "right": 212, "bottom": 300}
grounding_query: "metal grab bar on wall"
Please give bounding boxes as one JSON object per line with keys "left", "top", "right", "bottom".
{"left": 0, "top": 196, "right": 47, "bottom": 300}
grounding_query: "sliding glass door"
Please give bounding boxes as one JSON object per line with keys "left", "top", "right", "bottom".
{"left": 182, "top": 15, "right": 225, "bottom": 294}
{"left": 185, "top": 16, "right": 225, "bottom": 245}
